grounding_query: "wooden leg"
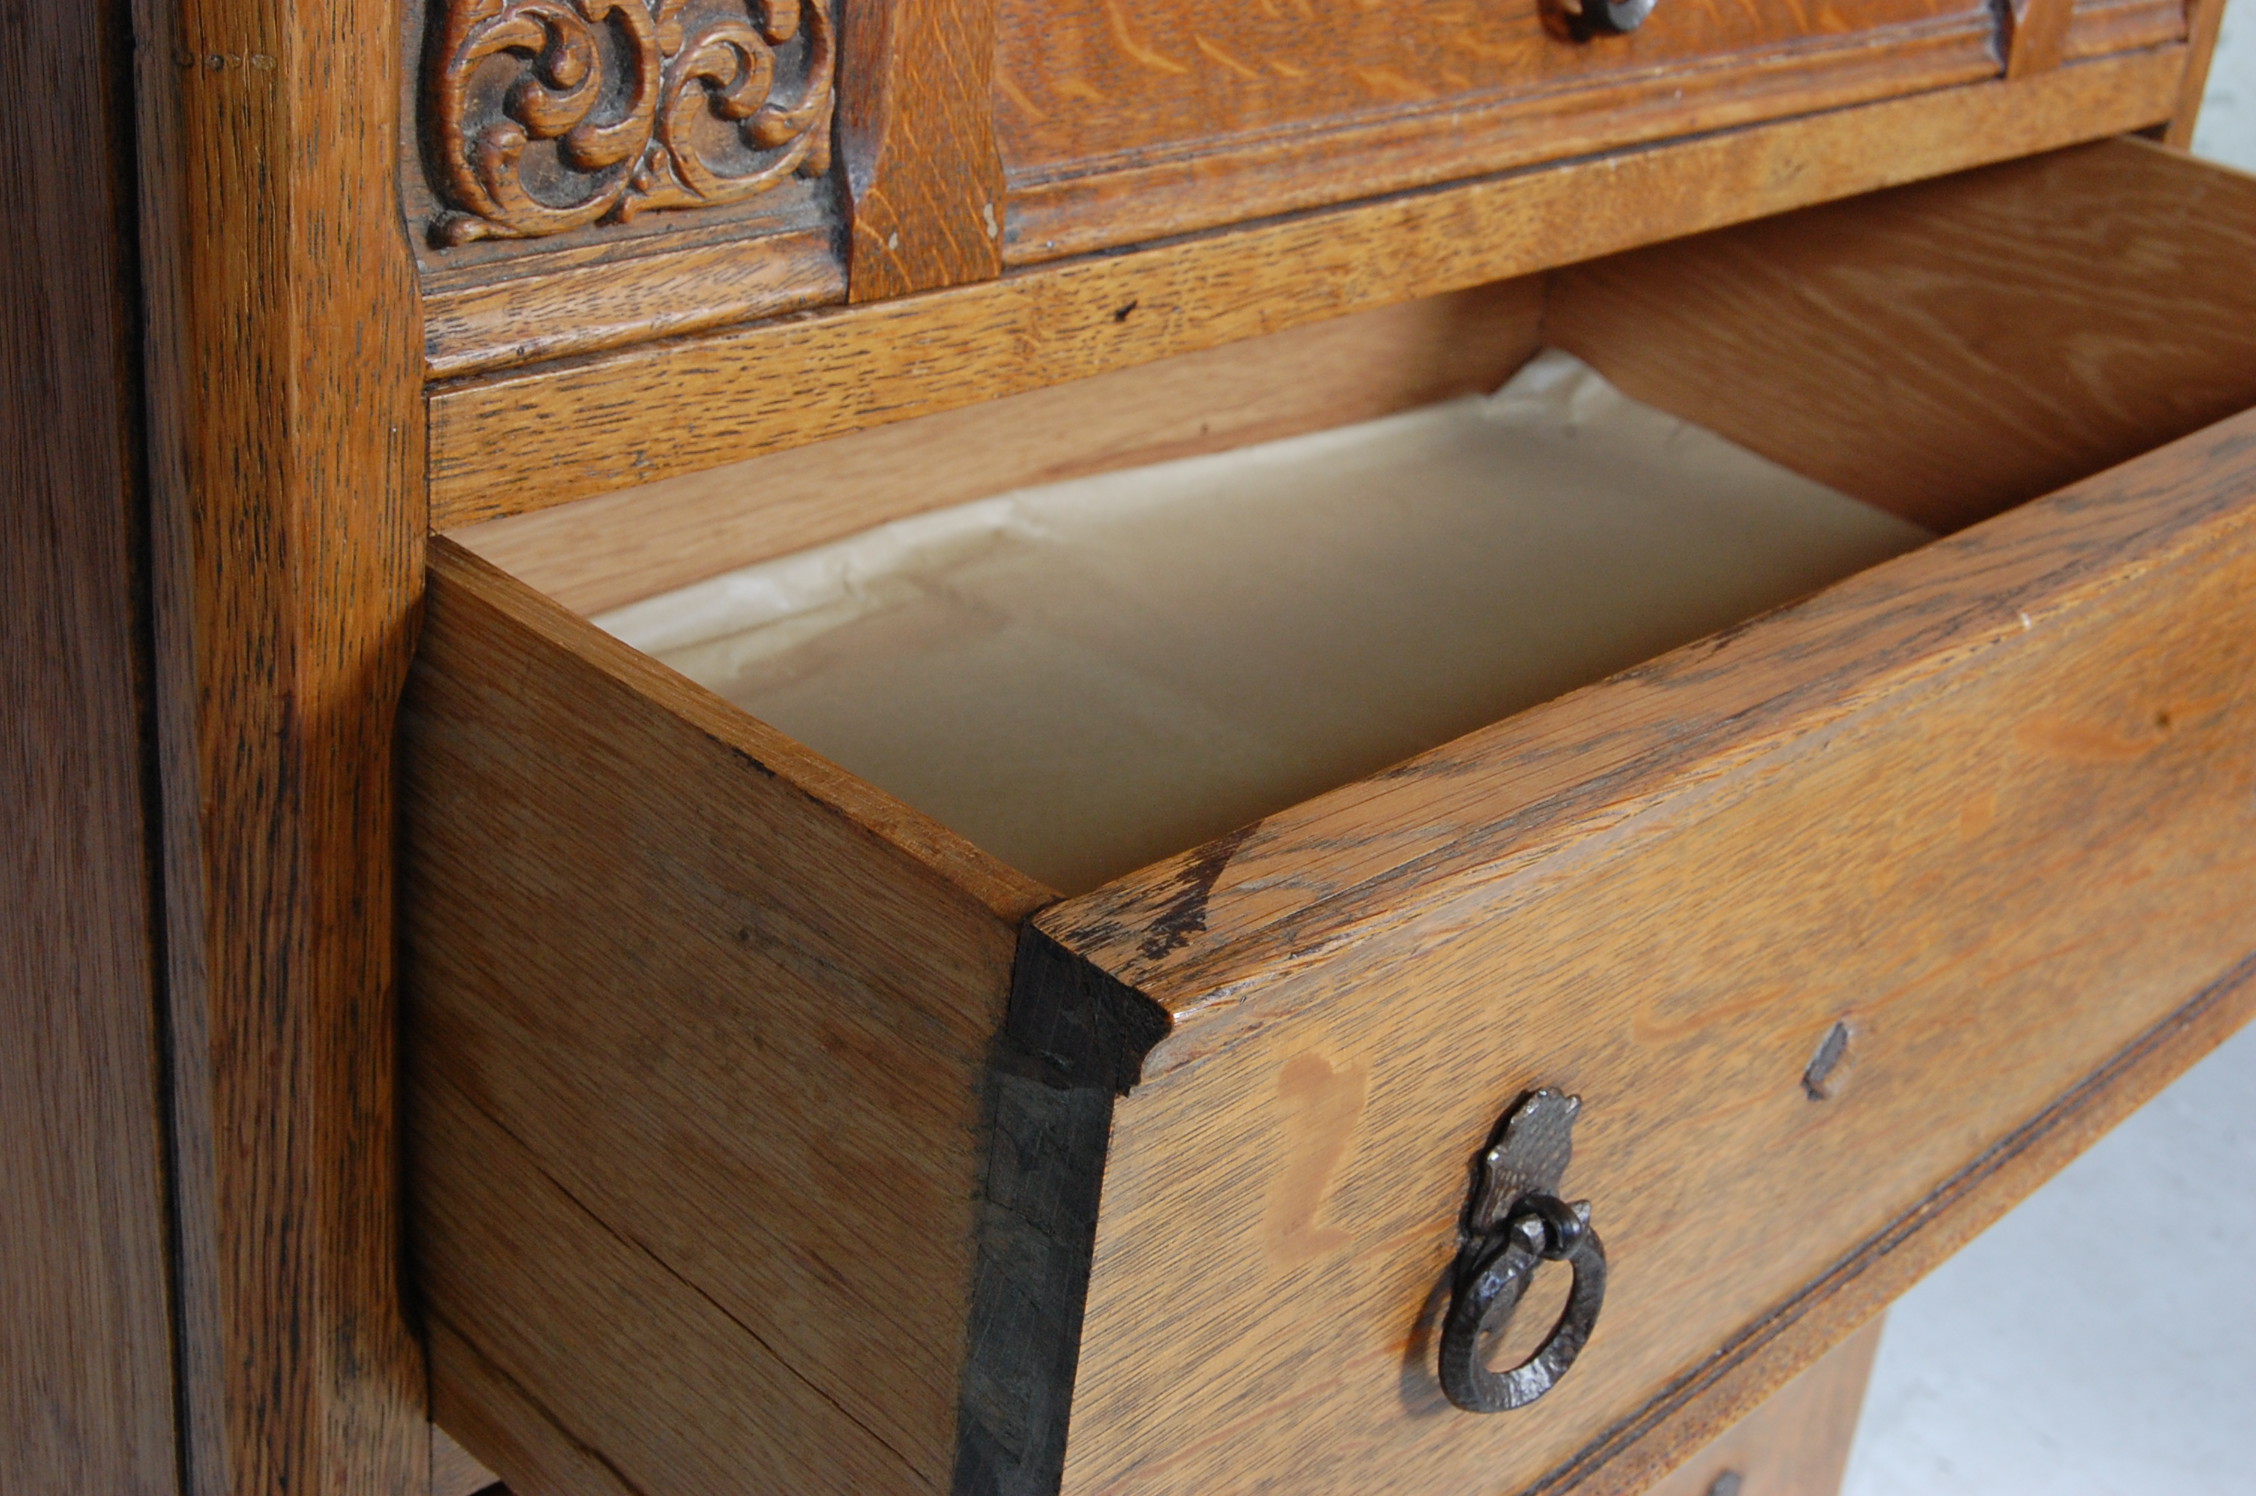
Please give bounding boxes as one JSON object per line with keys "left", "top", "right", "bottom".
{"left": 1642, "top": 1317, "right": 1886, "bottom": 1496}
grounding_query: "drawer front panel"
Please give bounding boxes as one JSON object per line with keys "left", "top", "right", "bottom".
{"left": 997, "top": 0, "right": 2001, "bottom": 260}
{"left": 2063, "top": 0, "right": 2188, "bottom": 60}
{"left": 1052, "top": 413, "right": 2256, "bottom": 1494}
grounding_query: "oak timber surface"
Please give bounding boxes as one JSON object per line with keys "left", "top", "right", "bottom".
{"left": 996, "top": 0, "right": 1997, "bottom": 260}
{"left": 1, "top": 0, "right": 176, "bottom": 1485}
{"left": 422, "top": 228, "right": 845, "bottom": 379}
{"left": 399, "top": 0, "right": 2187, "bottom": 381}
{"left": 837, "top": 0, "right": 1006, "bottom": 299}
{"left": 426, "top": 49, "right": 2183, "bottom": 526}
{"left": 77, "top": 0, "right": 2234, "bottom": 1492}
{"left": 1548, "top": 139, "right": 2256, "bottom": 533}
{"left": 405, "top": 127, "right": 2256, "bottom": 1496}
{"left": 427, "top": 1318, "right": 636, "bottom": 1496}
{"left": 429, "top": 1429, "right": 497, "bottom": 1496}
{"left": 1052, "top": 410, "right": 2256, "bottom": 1494}
{"left": 411, "top": 0, "right": 1009, "bottom": 374}
{"left": 399, "top": 0, "right": 847, "bottom": 372}
{"left": 402, "top": 541, "right": 1044, "bottom": 1493}
{"left": 2062, "top": 0, "right": 2185, "bottom": 64}
{"left": 1644, "top": 1319, "right": 1883, "bottom": 1496}
{"left": 415, "top": 1073, "right": 923, "bottom": 1493}
{"left": 132, "top": 0, "right": 433, "bottom": 1483}
{"left": 1541, "top": 942, "right": 2256, "bottom": 1496}
{"left": 455, "top": 134, "right": 2256, "bottom": 609}
{"left": 1047, "top": 138, "right": 2256, "bottom": 1017}
{"left": 2168, "top": 0, "right": 2233, "bottom": 145}
{"left": 447, "top": 279, "right": 1546, "bottom": 605}
{"left": 2002, "top": 0, "right": 2074, "bottom": 78}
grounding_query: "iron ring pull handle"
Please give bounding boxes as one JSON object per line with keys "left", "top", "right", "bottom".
{"left": 1440, "top": 1193, "right": 1609, "bottom": 1413}
{"left": 1544, "top": 0, "right": 1656, "bottom": 37}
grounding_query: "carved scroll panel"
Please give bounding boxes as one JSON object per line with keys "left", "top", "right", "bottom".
{"left": 425, "top": 0, "right": 834, "bottom": 244}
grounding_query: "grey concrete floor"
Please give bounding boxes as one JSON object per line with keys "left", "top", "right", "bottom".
{"left": 1841, "top": 41, "right": 2256, "bottom": 1491}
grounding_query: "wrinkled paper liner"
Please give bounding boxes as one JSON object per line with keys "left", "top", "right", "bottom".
{"left": 602, "top": 351, "right": 1931, "bottom": 894}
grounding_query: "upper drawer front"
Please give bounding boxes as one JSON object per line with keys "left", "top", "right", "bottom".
{"left": 998, "top": 0, "right": 2007, "bottom": 260}
{"left": 996, "top": 0, "right": 2197, "bottom": 265}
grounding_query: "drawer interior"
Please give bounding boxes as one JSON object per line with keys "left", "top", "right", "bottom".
{"left": 589, "top": 350, "right": 1927, "bottom": 893}
{"left": 450, "top": 138, "right": 2256, "bottom": 900}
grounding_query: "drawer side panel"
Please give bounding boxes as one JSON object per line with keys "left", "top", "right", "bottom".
{"left": 1548, "top": 139, "right": 2256, "bottom": 535}
{"left": 401, "top": 541, "right": 1041, "bottom": 1495}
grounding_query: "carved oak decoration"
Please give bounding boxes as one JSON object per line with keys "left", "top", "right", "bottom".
{"left": 426, "top": 0, "right": 833, "bottom": 244}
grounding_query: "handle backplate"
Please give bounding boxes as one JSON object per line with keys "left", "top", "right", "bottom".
{"left": 1438, "top": 1089, "right": 1609, "bottom": 1414}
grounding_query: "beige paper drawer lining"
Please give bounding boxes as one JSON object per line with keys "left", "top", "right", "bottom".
{"left": 601, "top": 351, "right": 1931, "bottom": 894}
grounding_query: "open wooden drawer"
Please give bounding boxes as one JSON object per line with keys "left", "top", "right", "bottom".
{"left": 401, "top": 138, "right": 2256, "bottom": 1496}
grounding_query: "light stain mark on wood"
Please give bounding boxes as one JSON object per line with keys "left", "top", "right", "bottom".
{"left": 2012, "top": 714, "right": 2168, "bottom": 763}
{"left": 1264, "top": 1052, "right": 1369, "bottom": 1267}
{"left": 1958, "top": 789, "right": 1998, "bottom": 841}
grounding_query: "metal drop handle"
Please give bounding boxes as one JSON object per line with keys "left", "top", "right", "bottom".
{"left": 1545, "top": 0, "right": 1656, "bottom": 37}
{"left": 1437, "top": 1089, "right": 1609, "bottom": 1414}
{"left": 1439, "top": 1193, "right": 1608, "bottom": 1412}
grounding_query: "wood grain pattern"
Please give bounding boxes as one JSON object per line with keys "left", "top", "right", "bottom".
{"left": 449, "top": 278, "right": 1544, "bottom": 609}
{"left": 396, "top": 0, "right": 2196, "bottom": 384}
{"left": 1, "top": 0, "right": 178, "bottom": 1486}
{"left": 1548, "top": 138, "right": 2256, "bottom": 534}
{"left": 1527, "top": 947, "right": 2256, "bottom": 1496}
{"left": 426, "top": 49, "right": 2185, "bottom": 525}
{"left": 430, "top": 1428, "right": 497, "bottom": 1496}
{"left": 997, "top": 0, "right": 1982, "bottom": 162}
{"left": 423, "top": 226, "right": 844, "bottom": 378}
{"left": 838, "top": 0, "right": 1005, "bottom": 299}
{"left": 401, "top": 540, "right": 1048, "bottom": 1495}
{"left": 1644, "top": 1319, "right": 1882, "bottom": 1496}
{"left": 131, "top": 0, "right": 432, "bottom": 1486}
{"left": 1001, "top": 19, "right": 1998, "bottom": 266}
{"left": 427, "top": 1318, "right": 637, "bottom": 1496}
{"left": 1048, "top": 412, "right": 2256, "bottom": 1494}
{"left": 2165, "top": 0, "right": 2230, "bottom": 147}
{"left": 397, "top": 0, "right": 850, "bottom": 379}
{"left": 994, "top": 0, "right": 1992, "bottom": 265}
{"left": 2059, "top": 0, "right": 2182, "bottom": 64}
{"left": 414, "top": 1072, "right": 926, "bottom": 1494}
{"left": 1047, "top": 403, "right": 2256, "bottom": 1037}
{"left": 2003, "top": 0, "right": 2073, "bottom": 78}
{"left": 411, "top": 138, "right": 2256, "bottom": 1496}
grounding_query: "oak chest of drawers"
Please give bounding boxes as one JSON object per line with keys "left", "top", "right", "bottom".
{"left": 25, "top": 0, "right": 2245, "bottom": 1493}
